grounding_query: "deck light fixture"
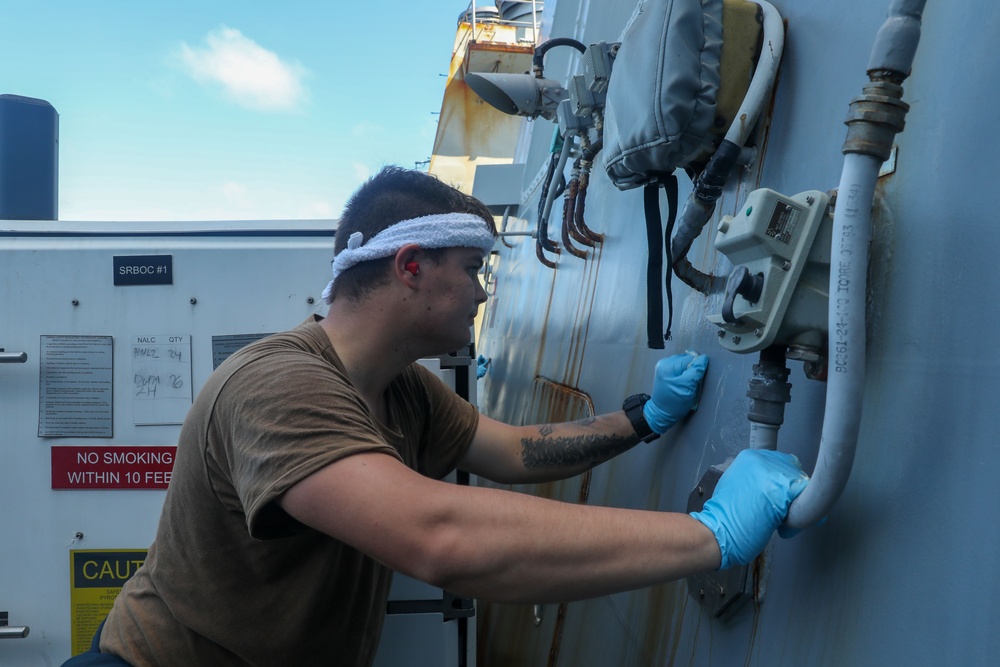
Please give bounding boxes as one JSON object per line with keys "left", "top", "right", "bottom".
{"left": 466, "top": 72, "right": 567, "bottom": 120}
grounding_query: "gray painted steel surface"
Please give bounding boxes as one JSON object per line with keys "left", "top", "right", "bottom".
{"left": 475, "top": 0, "right": 999, "bottom": 664}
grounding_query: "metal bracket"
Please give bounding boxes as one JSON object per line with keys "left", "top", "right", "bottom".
{"left": 386, "top": 593, "right": 475, "bottom": 622}
{"left": 437, "top": 343, "right": 474, "bottom": 369}
{"left": 685, "top": 466, "right": 754, "bottom": 620}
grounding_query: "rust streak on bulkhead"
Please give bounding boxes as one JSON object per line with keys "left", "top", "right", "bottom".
{"left": 867, "top": 176, "right": 895, "bottom": 350}
{"left": 516, "top": 376, "right": 595, "bottom": 667}
{"left": 531, "top": 265, "right": 560, "bottom": 382}
{"left": 464, "top": 39, "right": 535, "bottom": 60}
{"left": 624, "top": 494, "right": 689, "bottom": 665}
{"left": 477, "top": 601, "right": 546, "bottom": 667}
{"left": 742, "top": 555, "right": 767, "bottom": 667}
{"left": 546, "top": 602, "right": 569, "bottom": 667}
{"left": 526, "top": 376, "right": 596, "bottom": 503}
{"left": 531, "top": 376, "right": 595, "bottom": 422}
{"left": 455, "top": 79, "right": 522, "bottom": 159}
{"left": 689, "top": 598, "right": 706, "bottom": 663}
{"left": 563, "top": 239, "right": 604, "bottom": 388}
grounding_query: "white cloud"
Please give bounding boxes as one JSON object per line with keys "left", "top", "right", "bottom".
{"left": 179, "top": 27, "right": 307, "bottom": 111}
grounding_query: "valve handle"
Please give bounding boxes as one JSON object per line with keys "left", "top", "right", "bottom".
{"left": 722, "top": 266, "right": 764, "bottom": 324}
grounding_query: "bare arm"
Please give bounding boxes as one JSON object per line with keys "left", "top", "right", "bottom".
{"left": 458, "top": 411, "right": 643, "bottom": 484}
{"left": 461, "top": 353, "right": 710, "bottom": 485}
{"left": 279, "top": 452, "right": 720, "bottom": 604}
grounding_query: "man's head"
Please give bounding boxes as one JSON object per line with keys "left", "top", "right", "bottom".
{"left": 324, "top": 166, "right": 497, "bottom": 304}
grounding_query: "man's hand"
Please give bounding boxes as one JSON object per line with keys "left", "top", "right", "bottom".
{"left": 690, "top": 449, "right": 809, "bottom": 570}
{"left": 642, "top": 353, "right": 709, "bottom": 434}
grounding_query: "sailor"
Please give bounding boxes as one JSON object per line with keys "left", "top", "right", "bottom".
{"left": 68, "top": 166, "right": 807, "bottom": 666}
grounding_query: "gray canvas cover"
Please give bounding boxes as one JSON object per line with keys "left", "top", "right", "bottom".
{"left": 602, "top": 0, "right": 724, "bottom": 190}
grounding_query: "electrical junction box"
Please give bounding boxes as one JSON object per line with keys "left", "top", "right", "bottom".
{"left": 707, "top": 189, "right": 833, "bottom": 357}
{"left": 582, "top": 41, "right": 617, "bottom": 93}
{"left": 557, "top": 96, "right": 595, "bottom": 137}
{"left": 567, "top": 74, "right": 606, "bottom": 118}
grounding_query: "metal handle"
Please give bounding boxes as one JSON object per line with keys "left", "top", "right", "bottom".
{"left": 0, "top": 626, "right": 29, "bottom": 639}
{"left": 0, "top": 612, "right": 30, "bottom": 639}
{"left": 0, "top": 349, "right": 28, "bottom": 363}
{"left": 722, "top": 266, "right": 764, "bottom": 324}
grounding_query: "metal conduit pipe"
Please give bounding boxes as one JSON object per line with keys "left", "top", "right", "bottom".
{"left": 532, "top": 37, "right": 587, "bottom": 77}
{"left": 669, "top": 0, "right": 785, "bottom": 276}
{"left": 561, "top": 172, "right": 588, "bottom": 258}
{"left": 785, "top": 0, "right": 926, "bottom": 529}
{"left": 498, "top": 206, "right": 516, "bottom": 248}
{"left": 563, "top": 144, "right": 598, "bottom": 252}
{"left": 723, "top": 0, "right": 785, "bottom": 148}
{"left": 536, "top": 132, "right": 574, "bottom": 263}
{"left": 573, "top": 138, "right": 604, "bottom": 243}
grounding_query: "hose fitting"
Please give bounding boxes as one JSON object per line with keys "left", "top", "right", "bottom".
{"left": 694, "top": 140, "right": 743, "bottom": 204}
{"left": 669, "top": 140, "right": 743, "bottom": 264}
{"left": 746, "top": 346, "right": 791, "bottom": 451}
{"left": 843, "top": 78, "right": 910, "bottom": 161}
{"left": 747, "top": 346, "right": 792, "bottom": 428}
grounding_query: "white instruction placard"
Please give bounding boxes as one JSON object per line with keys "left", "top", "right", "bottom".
{"left": 38, "top": 335, "right": 114, "bottom": 437}
{"left": 131, "top": 334, "right": 192, "bottom": 425}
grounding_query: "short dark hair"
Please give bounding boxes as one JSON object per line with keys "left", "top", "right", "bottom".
{"left": 327, "top": 166, "right": 497, "bottom": 303}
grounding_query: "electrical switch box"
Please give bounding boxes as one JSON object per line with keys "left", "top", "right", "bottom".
{"left": 557, "top": 97, "right": 594, "bottom": 136}
{"left": 582, "top": 41, "right": 617, "bottom": 93}
{"left": 707, "top": 188, "right": 832, "bottom": 356}
{"left": 567, "top": 74, "right": 605, "bottom": 118}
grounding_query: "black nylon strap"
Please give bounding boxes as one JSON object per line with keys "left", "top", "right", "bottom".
{"left": 643, "top": 183, "right": 665, "bottom": 349}
{"left": 643, "top": 174, "right": 679, "bottom": 348}
{"left": 662, "top": 173, "right": 678, "bottom": 341}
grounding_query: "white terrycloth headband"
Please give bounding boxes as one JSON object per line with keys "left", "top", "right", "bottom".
{"left": 321, "top": 213, "right": 495, "bottom": 301}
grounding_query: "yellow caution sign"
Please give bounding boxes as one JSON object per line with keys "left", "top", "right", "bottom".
{"left": 69, "top": 549, "right": 146, "bottom": 656}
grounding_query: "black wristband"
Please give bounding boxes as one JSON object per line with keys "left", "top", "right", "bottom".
{"left": 623, "top": 393, "right": 658, "bottom": 443}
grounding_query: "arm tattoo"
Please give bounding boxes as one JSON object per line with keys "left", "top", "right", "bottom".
{"left": 521, "top": 427, "right": 634, "bottom": 469}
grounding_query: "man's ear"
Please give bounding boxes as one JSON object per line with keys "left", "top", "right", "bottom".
{"left": 394, "top": 244, "right": 423, "bottom": 286}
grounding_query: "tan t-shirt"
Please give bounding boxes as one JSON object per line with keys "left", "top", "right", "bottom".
{"left": 101, "top": 317, "right": 479, "bottom": 666}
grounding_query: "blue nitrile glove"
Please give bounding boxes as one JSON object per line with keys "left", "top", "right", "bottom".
{"left": 476, "top": 355, "right": 491, "bottom": 379}
{"left": 642, "top": 353, "right": 709, "bottom": 434}
{"left": 690, "top": 449, "right": 809, "bottom": 570}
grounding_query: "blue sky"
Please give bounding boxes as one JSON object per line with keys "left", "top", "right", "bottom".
{"left": 0, "top": 1, "right": 475, "bottom": 221}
